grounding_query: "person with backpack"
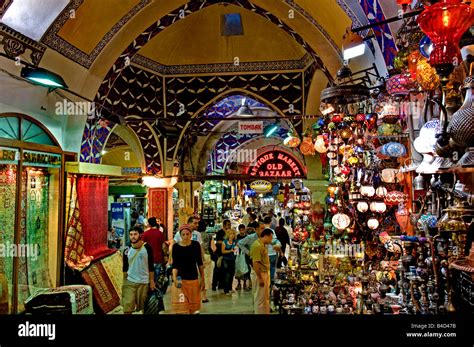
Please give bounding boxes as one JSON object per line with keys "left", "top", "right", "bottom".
{"left": 122, "top": 226, "right": 155, "bottom": 314}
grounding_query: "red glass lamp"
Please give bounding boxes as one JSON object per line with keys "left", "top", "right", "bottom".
{"left": 397, "top": 0, "right": 412, "bottom": 11}
{"left": 417, "top": 0, "right": 474, "bottom": 83}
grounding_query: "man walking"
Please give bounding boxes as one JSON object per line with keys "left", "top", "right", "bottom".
{"left": 250, "top": 228, "right": 273, "bottom": 314}
{"left": 142, "top": 217, "right": 167, "bottom": 282}
{"left": 122, "top": 226, "right": 155, "bottom": 314}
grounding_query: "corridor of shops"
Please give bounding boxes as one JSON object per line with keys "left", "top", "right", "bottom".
{"left": 0, "top": 0, "right": 473, "bottom": 327}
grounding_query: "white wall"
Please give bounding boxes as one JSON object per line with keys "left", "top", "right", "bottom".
{"left": 0, "top": 71, "right": 86, "bottom": 154}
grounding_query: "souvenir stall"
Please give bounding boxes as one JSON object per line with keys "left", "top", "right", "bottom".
{"left": 274, "top": 0, "right": 474, "bottom": 315}
{"left": 63, "top": 162, "right": 123, "bottom": 314}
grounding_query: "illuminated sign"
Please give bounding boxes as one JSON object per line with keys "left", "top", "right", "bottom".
{"left": 238, "top": 121, "right": 263, "bottom": 134}
{"left": 250, "top": 180, "right": 272, "bottom": 193}
{"left": 249, "top": 151, "right": 304, "bottom": 178}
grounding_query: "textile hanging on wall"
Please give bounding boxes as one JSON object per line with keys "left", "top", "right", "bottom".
{"left": 64, "top": 175, "right": 93, "bottom": 271}
{"left": 76, "top": 176, "right": 113, "bottom": 260}
{"left": 0, "top": 164, "right": 16, "bottom": 313}
{"left": 148, "top": 188, "right": 168, "bottom": 226}
{"left": 18, "top": 168, "right": 52, "bottom": 305}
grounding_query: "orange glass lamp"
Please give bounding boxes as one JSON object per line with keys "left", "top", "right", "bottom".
{"left": 417, "top": 0, "right": 474, "bottom": 83}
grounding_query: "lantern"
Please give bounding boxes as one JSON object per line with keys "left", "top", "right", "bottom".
{"left": 385, "top": 191, "right": 408, "bottom": 205}
{"left": 370, "top": 201, "right": 387, "bottom": 213}
{"left": 417, "top": 0, "right": 474, "bottom": 80}
{"left": 332, "top": 213, "right": 351, "bottom": 230}
{"left": 367, "top": 217, "right": 380, "bottom": 230}
{"left": 284, "top": 132, "right": 301, "bottom": 147}
{"left": 357, "top": 201, "right": 369, "bottom": 213}
{"left": 360, "top": 185, "right": 375, "bottom": 197}
{"left": 300, "top": 136, "right": 316, "bottom": 155}
{"left": 376, "top": 186, "right": 388, "bottom": 198}
{"left": 314, "top": 135, "right": 328, "bottom": 153}
{"left": 396, "top": 0, "right": 412, "bottom": 10}
{"left": 386, "top": 74, "right": 412, "bottom": 96}
{"left": 416, "top": 57, "right": 440, "bottom": 91}
{"left": 408, "top": 51, "right": 421, "bottom": 80}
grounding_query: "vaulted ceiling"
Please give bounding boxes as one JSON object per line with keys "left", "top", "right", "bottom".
{"left": 0, "top": 0, "right": 402, "bottom": 175}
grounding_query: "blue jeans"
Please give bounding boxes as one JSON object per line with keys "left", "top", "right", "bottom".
{"left": 269, "top": 254, "right": 278, "bottom": 285}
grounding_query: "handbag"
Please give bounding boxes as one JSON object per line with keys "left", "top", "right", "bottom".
{"left": 144, "top": 289, "right": 164, "bottom": 314}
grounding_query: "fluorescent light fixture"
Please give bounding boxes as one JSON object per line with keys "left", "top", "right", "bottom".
{"left": 343, "top": 41, "right": 366, "bottom": 60}
{"left": 21, "top": 66, "right": 68, "bottom": 89}
{"left": 264, "top": 123, "right": 279, "bottom": 137}
{"left": 120, "top": 194, "right": 136, "bottom": 198}
{"left": 2, "top": 0, "right": 69, "bottom": 41}
{"left": 342, "top": 28, "right": 366, "bottom": 60}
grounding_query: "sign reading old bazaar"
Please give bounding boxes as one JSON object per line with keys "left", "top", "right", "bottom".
{"left": 249, "top": 151, "right": 304, "bottom": 178}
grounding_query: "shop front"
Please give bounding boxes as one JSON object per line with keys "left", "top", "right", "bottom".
{"left": 0, "top": 113, "right": 65, "bottom": 313}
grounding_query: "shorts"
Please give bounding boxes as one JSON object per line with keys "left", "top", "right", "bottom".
{"left": 122, "top": 278, "right": 149, "bottom": 313}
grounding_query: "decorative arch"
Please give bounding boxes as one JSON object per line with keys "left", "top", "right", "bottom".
{"left": 0, "top": 113, "right": 62, "bottom": 150}
{"left": 80, "top": 0, "right": 333, "bottom": 169}
{"left": 172, "top": 88, "right": 299, "bottom": 164}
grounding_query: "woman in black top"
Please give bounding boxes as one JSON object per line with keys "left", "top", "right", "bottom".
{"left": 170, "top": 225, "right": 205, "bottom": 313}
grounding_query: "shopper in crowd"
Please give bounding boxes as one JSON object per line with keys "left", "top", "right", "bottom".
{"left": 142, "top": 217, "right": 167, "bottom": 282}
{"left": 268, "top": 209, "right": 278, "bottom": 230}
{"left": 250, "top": 228, "right": 273, "bottom": 314}
{"left": 212, "top": 219, "right": 231, "bottom": 291}
{"left": 170, "top": 225, "right": 205, "bottom": 314}
{"left": 122, "top": 226, "right": 155, "bottom": 314}
{"left": 263, "top": 216, "right": 282, "bottom": 287}
{"left": 136, "top": 210, "right": 146, "bottom": 227}
{"left": 221, "top": 229, "right": 238, "bottom": 295}
{"left": 198, "top": 219, "right": 215, "bottom": 303}
{"left": 247, "top": 213, "right": 259, "bottom": 231}
{"left": 108, "top": 227, "right": 120, "bottom": 249}
{"left": 275, "top": 218, "right": 291, "bottom": 268}
{"left": 238, "top": 220, "right": 266, "bottom": 293}
{"left": 235, "top": 224, "right": 250, "bottom": 290}
{"left": 174, "top": 216, "right": 202, "bottom": 244}
{"left": 242, "top": 207, "right": 252, "bottom": 227}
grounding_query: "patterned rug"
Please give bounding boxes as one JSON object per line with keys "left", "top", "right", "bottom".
{"left": 81, "top": 251, "right": 122, "bottom": 314}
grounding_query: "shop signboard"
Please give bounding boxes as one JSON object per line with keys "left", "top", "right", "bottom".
{"left": 248, "top": 150, "right": 305, "bottom": 178}
{"left": 0, "top": 147, "right": 19, "bottom": 164}
{"left": 111, "top": 202, "right": 125, "bottom": 238}
{"left": 22, "top": 150, "right": 61, "bottom": 168}
{"left": 238, "top": 121, "right": 263, "bottom": 134}
{"left": 250, "top": 180, "right": 272, "bottom": 193}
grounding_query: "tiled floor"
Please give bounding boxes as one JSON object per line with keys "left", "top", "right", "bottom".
{"left": 162, "top": 287, "right": 255, "bottom": 314}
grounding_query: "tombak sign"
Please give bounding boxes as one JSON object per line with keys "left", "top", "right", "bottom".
{"left": 249, "top": 151, "right": 304, "bottom": 178}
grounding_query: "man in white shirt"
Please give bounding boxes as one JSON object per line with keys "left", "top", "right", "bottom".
{"left": 241, "top": 207, "right": 252, "bottom": 226}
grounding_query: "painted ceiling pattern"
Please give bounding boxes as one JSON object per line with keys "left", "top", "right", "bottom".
{"left": 53, "top": 0, "right": 397, "bottom": 176}
{"left": 132, "top": 52, "right": 313, "bottom": 75}
{"left": 41, "top": 0, "right": 151, "bottom": 68}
